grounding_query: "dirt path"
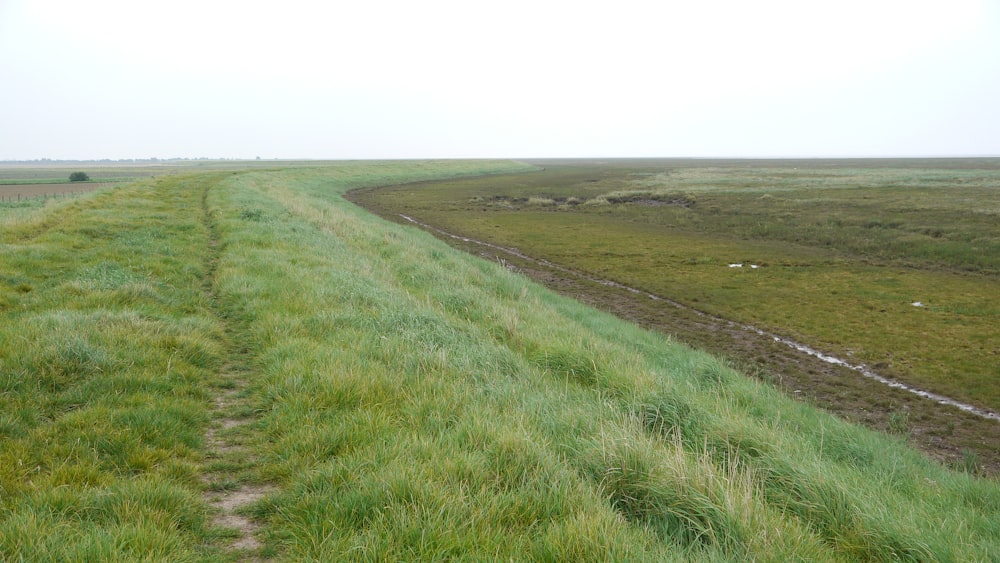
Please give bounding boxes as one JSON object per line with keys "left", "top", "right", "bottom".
{"left": 389, "top": 213, "right": 1000, "bottom": 475}
{"left": 200, "top": 183, "right": 274, "bottom": 559}
{"left": 201, "top": 366, "right": 274, "bottom": 555}
{"left": 200, "top": 369, "right": 274, "bottom": 556}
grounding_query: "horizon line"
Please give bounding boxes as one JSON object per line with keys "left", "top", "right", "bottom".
{"left": 3, "top": 154, "right": 1000, "bottom": 164}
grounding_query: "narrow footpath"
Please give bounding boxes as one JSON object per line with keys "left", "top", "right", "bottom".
{"left": 199, "top": 181, "right": 274, "bottom": 560}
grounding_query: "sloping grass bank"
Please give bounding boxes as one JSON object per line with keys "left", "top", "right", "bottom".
{"left": 347, "top": 162, "right": 1000, "bottom": 416}
{"left": 2, "top": 162, "right": 998, "bottom": 561}
{"left": 211, "top": 166, "right": 997, "bottom": 560}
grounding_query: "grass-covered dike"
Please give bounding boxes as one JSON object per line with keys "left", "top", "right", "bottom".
{"left": 1, "top": 161, "right": 998, "bottom": 561}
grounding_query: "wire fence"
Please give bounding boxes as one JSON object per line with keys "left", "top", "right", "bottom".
{"left": 0, "top": 183, "right": 111, "bottom": 203}
{"left": 0, "top": 192, "right": 83, "bottom": 203}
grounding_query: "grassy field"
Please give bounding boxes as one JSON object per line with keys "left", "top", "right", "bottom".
{"left": 0, "top": 159, "right": 364, "bottom": 186}
{"left": 350, "top": 159, "right": 1000, "bottom": 414}
{"left": 2, "top": 161, "right": 999, "bottom": 560}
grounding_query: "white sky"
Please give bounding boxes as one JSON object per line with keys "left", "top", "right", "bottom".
{"left": 2, "top": 0, "right": 999, "bottom": 160}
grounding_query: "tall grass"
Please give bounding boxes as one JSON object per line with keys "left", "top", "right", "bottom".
{"left": 2, "top": 161, "right": 998, "bottom": 560}
{"left": 351, "top": 162, "right": 1000, "bottom": 416}
{"left": 0, "top": 196, "right": 62, "bottom": 229}
{"left": 206, "top": 166, "right": 998, "bottom": 560}
{"left": 0, "top": 176, "right": 229, "bottom": 561}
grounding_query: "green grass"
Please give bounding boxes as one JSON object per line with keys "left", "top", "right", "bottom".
{"left": 351, "top": 160, "right": 1000, "bottom": 413}
{"left": 0, "top": 198, "right": 49, "bottom": 227}
{"left": 0, "top": 176, "right": 228, "bottom": 561}
{"left": 2, "top": 160, "right": 999, "bottom": 560}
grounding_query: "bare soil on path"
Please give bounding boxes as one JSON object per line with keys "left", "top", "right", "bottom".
{"left": 201, "top": 372, "right": 275, "bottom": 558}
{"left": 200, "top": 183, "right": 274, "bottom": 560}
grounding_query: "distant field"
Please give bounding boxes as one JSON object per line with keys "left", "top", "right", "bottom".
{"left": 0, "top": 164, "right": 159, "bottom": 184}
{"left": 0, "top": 159, "right": 395, "bottom": 199}
{"left": 0, "top": 159, "right": 376, "bottom": 185}
{"left": 0, "top": 182, "right": 110, "bottom": 200}
{"left": 350, "top": 158, "right": 1000, "bottom": 466}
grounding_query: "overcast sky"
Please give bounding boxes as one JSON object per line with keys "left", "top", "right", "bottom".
{"left": 2, "top": 0, "right": 998, "bottom": 160}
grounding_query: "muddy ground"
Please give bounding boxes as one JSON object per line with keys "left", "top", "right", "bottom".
{"left": 0, "top": 182, "right": 107, "bottom": 201}
{"left": 368, "top": 209, "right": 999, "bottom": 476}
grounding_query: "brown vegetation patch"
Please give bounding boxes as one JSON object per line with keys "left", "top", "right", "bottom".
{"left": 0, "top": 182, "right": 107, "bottom": 199}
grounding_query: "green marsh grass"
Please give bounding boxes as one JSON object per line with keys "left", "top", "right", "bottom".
{"left": 2, "top": 161, "right": 999, "bottom": 560}
{"left": 352, "top": 161, "right": 1000, "bottom": 413}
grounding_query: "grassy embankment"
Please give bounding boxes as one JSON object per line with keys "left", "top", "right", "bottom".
{"left": 1, "top": 174, "right": 228, "bottom": 560}
{"left": 351, "top": 161, "right": 1000, "bottom": 415}
{"left": 2, "top": 162, "right": 999, "bottom": 560}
